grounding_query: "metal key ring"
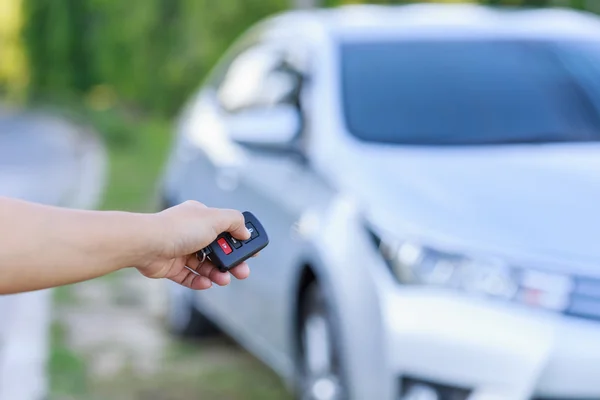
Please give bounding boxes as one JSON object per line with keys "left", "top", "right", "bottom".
{"left": 196, "top": 249, "right": 207, "bottom": 265}
{"left": 184, "top": 249, "right": 208, "bottom": 277}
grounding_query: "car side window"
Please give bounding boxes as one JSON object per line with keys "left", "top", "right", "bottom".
{"left": 215, "top": 44, "right": 305, "bottom": 114}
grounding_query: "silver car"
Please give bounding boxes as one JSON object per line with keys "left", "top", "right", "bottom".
{"left": 159, "top": 4, "right": 600, "bottom": 400}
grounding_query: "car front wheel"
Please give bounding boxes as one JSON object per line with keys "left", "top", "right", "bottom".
{"left": 298, "top": 282, "right": 348, "bottom": 400}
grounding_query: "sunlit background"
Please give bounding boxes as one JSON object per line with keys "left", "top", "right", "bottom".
{"left": 2, "top": 0, "right": 600, "bottom": 400}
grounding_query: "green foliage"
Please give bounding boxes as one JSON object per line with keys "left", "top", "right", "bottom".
{"left": 21, "top": 0, "right": 288, "bottom": 117}
{"left": 21, "top": 0, "right": 91, "bottom": 96}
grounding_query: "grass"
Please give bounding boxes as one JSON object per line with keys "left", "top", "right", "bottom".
{"left": 98, "top": 117, "right": 172, "bottom": 212}
{"left": 49, "top": 324, "right": 291, "bottom": 400}
{"left": 48, "top": 320, "right": 89, "bottom": 399}
{"left": 81, "top": 339, "right": 292, "bottom": 400}
{"left": 85, "top": 108, "right": 173, "bottom": 212}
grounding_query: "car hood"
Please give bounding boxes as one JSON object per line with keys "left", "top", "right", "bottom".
{"left": 334, "top": 142, "right": 600, "bottom": 268}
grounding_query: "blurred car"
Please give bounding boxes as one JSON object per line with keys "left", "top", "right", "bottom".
{"left": 159, "top": 4, "right": 600, "bottom": 400}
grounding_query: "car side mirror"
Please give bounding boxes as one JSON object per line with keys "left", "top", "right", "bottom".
{"left": 227, "top": 105, "right": 300, "bottom": 149}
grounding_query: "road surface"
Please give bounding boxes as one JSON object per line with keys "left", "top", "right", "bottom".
{"left": 0, "top": 108, "right": 107, "bottom": 400}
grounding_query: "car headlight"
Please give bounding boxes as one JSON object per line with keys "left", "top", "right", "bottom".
{"left": 368, "top": 227, "right": 574, "bottom": 311}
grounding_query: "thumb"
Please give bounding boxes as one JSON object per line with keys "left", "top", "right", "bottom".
{"left": 209, "top": 208, "right": 250, "bottom": 240}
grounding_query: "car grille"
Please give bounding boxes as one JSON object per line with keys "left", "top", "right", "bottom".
{"left": 400, "top": 376, "right": 471, "bottom": 400}
{"left": 565, "top": 276, "right": 600, "bottom": 322}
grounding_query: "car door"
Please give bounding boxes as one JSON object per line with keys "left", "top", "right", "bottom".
{"left": 204, "top": 37, "right": 327, "bottom": 364}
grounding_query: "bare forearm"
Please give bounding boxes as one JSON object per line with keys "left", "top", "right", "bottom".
{"left": 0, "top": 197, "right": 157, "bottom": 294}
{"left": 0, "top": 197, "right": 252, "bottom": 294}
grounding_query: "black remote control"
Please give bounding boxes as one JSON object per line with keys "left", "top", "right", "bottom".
{"left": 199, "top": 211, "right": 269, "bottom": 273}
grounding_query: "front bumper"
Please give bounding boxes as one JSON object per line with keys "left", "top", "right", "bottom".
{"left": 382, "top": 288, "right": 600, "bottom": 399}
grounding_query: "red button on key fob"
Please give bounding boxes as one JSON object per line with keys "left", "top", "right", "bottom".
{"left": 217, "top": 238, "right": 232, "bottom": 255}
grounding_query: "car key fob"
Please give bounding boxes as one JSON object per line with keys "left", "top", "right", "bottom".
{"left": 199, "top": 211, "right": 269, "bottom": 273}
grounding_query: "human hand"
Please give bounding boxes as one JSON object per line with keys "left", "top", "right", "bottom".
{"left": 137, "top": 200, "right": 253, "bottom": 290}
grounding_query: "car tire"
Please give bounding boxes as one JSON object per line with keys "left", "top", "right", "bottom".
{"left": 297, "top": 282, "right": 348, "bottom": 400}
{"left": 165, "top": 282, "right": 219, "bottom": 338}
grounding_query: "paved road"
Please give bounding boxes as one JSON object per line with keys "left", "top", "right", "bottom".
{"left": 0, "top": 108, "right": 107, "bottom": 400}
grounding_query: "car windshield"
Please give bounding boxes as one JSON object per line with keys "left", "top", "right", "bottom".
{"left": 340, "top": 39, "right": 600, "bottom": 145}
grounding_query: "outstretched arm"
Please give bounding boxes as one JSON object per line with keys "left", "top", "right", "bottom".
{"left": 0, "top": 197, "right": 251, "bottom": 294}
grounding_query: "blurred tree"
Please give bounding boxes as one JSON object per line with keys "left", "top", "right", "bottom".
{"left": 570, "top": 0, "right": 586, "bottom": 9}
{"left": 21, "top": 0, "right": 288, "bottom": 116}
{"left": 0, "top": 0, "right": 28, "bottom": 101}
{"left": 22, "top": 0, "right": 92, "bottom": 97}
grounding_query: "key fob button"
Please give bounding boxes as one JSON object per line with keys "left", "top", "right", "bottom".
{"left": 228, "top": 235, "right": 242, "bottom": 249}
{"left": 217, "top": 238, "right": 233, "bottom": 255}
{"left": 245, "top": 222, "right": 259, "bottom": 243}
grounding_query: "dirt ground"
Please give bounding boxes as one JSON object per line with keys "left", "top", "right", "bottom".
{"left": 49, "top": 269, "right": 293, "bottom": 400}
